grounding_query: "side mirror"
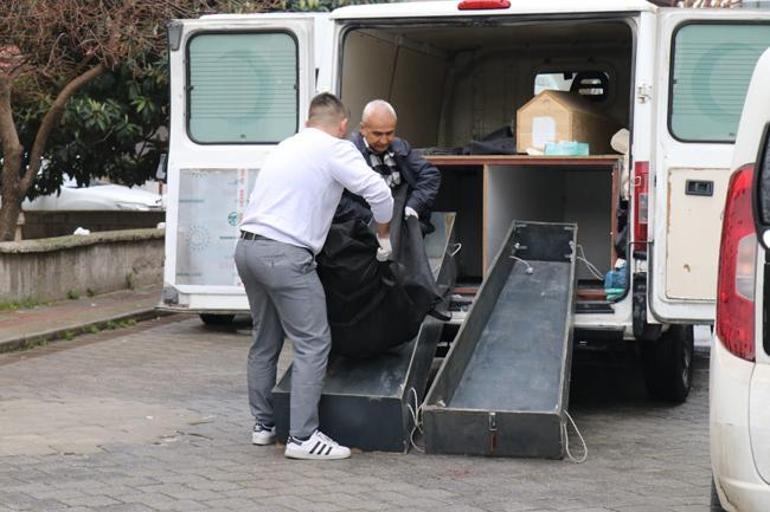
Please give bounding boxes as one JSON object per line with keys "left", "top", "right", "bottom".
{"left": 753, "top": 123, "right": 770, "bottom": 249}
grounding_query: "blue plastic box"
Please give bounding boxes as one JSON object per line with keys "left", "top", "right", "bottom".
{"left": 544, "top": 141, "right": 589, "bottom": 156}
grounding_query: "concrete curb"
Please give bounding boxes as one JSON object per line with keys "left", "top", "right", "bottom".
{"left": 0, "top": 308, "right": 173, "bottom": 354}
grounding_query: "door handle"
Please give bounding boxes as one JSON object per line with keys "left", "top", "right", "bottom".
{"left": 685, "top": 180, "right": 714, "bottom": 197}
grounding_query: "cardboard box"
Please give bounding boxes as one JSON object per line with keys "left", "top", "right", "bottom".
{"left": 516, "top": 90, "right": 620, "bottom": 154}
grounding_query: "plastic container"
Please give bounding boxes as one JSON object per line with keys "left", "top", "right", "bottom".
{"left": 603, "top": 258, "right": 628, "bottom": 301}
{"left": 544, "top": 141, "right": 590, "bottom": 156}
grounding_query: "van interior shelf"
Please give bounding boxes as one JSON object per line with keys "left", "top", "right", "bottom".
{"left": 428, "top": 154, "right": 621, "bottom": 285}
{"left": 425, "top": 154, "right": 622, "bottom": 167}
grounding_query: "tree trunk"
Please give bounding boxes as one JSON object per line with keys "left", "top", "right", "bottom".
{"left": 0, "top": 75, "right": 24, "bottom": 242}
{"left": 0, "top": 63, "right": 106, "bottom": 240}
{"left": 0, "top": 192, "right": 23, "bottom": 242}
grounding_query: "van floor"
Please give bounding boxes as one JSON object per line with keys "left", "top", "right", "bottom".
{"left": 452, "top": 279, "right": 616, "bottom": 308}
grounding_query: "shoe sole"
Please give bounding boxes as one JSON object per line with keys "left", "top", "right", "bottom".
{"left": 284, "top": 449, "right": 351, "bottom": 460}
{"left": 252, "top": 434, "right": 276, "bottom": 446}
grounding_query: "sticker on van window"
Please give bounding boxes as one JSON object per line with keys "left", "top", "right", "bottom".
{"left": 532, "top": 116, "right": 556, "bottom": 149}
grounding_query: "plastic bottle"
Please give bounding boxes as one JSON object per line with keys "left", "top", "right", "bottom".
{"left": 603, "top": 258, "right": 628, "bottom": 301}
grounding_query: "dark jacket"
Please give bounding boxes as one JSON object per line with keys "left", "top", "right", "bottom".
{"left": 335, "top": 133, "right": 441, "bottom": 226}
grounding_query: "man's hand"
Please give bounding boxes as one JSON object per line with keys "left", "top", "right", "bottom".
{"left": 404, "top": 206, "right": 419, "bottom": 219}
{"left": 375, "top": 221, "right": 392, "bottom": 262}
{"left": 376, "top": 235, "right": 392, "bottom": 262}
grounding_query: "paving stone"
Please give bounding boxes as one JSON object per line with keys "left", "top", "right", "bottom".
{"left": 60, "top": 495, "right": 122, "bottom": 508}
{"left": 0, "top": 318, "right": 713, "bottom": 512}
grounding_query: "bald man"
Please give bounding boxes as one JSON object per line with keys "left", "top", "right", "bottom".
{"left": 335, "top": 100, "right": 441, "bottom": 234}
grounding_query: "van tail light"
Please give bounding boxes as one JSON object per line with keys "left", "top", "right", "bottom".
{"left": 458, "top": 0, "right": 510, "bottom": 9}
{"left": 716, "top": 164, "right": 757, "bottom": 361}
{"left": 633, "top": 161, "right": 649, "bottom": 250}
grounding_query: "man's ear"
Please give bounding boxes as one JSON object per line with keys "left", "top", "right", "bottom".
{"left": 340, "top": 118, "right": 349, "bottom": 136}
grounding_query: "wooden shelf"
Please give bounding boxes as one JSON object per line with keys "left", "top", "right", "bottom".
{"left": 428, "top": 154, "right": 622, "bottom": 278}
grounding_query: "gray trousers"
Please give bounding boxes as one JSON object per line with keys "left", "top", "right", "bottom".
{"left": 234, "top": 237, "right": 331, "bottom": 439}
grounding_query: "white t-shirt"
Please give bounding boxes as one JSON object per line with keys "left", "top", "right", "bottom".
{"left": 240, "top": 127, "right": 394, "bottom": 254}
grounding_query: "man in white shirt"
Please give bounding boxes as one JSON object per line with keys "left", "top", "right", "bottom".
{"left": 235, "top": 93, "right": 393, "bottom": 460}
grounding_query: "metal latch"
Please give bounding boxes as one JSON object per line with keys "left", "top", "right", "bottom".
{"left": 488, "top": 412, "right": 498, "bottom": 455}
{"left": 637, "top": 83, "right": 652, "bottom": 103}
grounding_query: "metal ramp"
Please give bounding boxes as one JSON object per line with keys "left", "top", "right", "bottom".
{"left": 272, "top": 213, "right": 457, "bottom": 452}
{"left": 423, "top": 221, "right": 577, "bottom": 458}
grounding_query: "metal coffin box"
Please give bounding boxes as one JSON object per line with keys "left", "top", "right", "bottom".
{"left": 273, "top": 212, "right": 457, "bottom": 452}
{"left": 423, "top": 220, "right": 577, "bottom": 458}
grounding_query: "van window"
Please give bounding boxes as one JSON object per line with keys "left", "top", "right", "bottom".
{"left": 534, "top": 71, "right": 609, "bottom": 102}
{"left": 187, "top": 32, "right": 298, "bottom": 144}
{"left": 670, "top": 23, "right": 770, "bottom": 143}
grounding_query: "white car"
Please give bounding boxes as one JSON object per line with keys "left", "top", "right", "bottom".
{"left": 22, "top": 177, "right": 164, "bottom": 211}
{"left": 710, "top": 48, "right": 770, "bottom": 511}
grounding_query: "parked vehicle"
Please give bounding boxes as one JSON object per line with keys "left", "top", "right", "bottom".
{"left": 23, "top": 176, "right": 164, "bottom": 212}
{"left": 161, "top": 1, "right": 770, "bottom": 401}
{"left": 710, "top": 48, "right": 770, "bottom": 512}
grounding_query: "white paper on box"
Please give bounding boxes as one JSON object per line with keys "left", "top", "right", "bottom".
{"left": 532, "top": 116, "right": 556, "bottom": 149}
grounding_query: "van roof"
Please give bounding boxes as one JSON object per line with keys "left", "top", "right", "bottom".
{"left": 330, "top": 0, "right": 656, "bottom": 20}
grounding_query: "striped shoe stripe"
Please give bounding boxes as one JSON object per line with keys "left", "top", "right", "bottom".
{"left": 309, "top": 441, "right": 321, "bottom": 454}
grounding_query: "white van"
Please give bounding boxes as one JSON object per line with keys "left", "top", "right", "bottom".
{"left": 160, "top": 0, "right": 770, "bottom": 402}
{"left": 710, "top": 48, "right": 770, "bottom": 512}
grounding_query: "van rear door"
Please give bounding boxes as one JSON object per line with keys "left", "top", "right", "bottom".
{"left": 163, "top": 15, "right": 315, "bottom": 312}
{"left": 651, "top": 8, "right": 770, "bottom": 323}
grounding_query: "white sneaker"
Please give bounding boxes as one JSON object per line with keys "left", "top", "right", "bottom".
{"left": 284, "top": 430, "right": 351, "bottom": 460}
{"left": 252, "top": 422, "right": 276, "bottom": 446}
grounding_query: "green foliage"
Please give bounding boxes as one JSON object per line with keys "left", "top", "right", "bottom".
{"left": 23, "top": 58, "right": 169, "bottom": 197}
{"left": 12, "top": 0, "right": 389, "bottom": 200}
{"left": 0, "top": 297, "right": 46, "bottom": 312}
{"left": 277, "top": 0, "right": 389, "bottom": 12}
{"left": 66, "top": 289, "right": 80, "bottom": 300}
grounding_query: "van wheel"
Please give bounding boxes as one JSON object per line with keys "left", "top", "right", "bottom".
{"left": 710, "top": 478, "right": 726, "bottom": 511}
{"left": 199, "top": 314, "right": 235, "bottom": 326}
{"left": 641, "top": 324, "right": 694, "bottom": 403}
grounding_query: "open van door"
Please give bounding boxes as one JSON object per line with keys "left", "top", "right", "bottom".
{"left": 650, "top": 8, "right": 770, "bottom": 323}
{"left": 161, "top": 14, "right": 315, "bottom": 314}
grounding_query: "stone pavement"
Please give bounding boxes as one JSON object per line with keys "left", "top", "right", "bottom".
{"left": 0, "top": 287, "right": 163, "bottom": 353}
{"left": 0, "top": 317, "right": 712, "bottom": 512}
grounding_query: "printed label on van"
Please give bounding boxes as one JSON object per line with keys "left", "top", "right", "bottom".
{"left": 532, "top": 116, "right": 556, "bottom": 149}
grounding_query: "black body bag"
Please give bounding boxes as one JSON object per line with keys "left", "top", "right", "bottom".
{"left": 317, "top": 187, "right": 442, "bottom": 358}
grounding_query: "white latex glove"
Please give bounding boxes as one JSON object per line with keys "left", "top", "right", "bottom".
{"left": 404, "top": 206, "right": 419, "bottom": 219}
{"left": 376, "top": 235, "right": 392, "bottom": 262}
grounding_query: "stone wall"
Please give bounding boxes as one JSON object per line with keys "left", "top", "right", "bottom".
{"left": 0, "top": 229, "right": 164, "bottom": 303}
{"left": 21, "top": 211, "right": 165, "bottom": 240}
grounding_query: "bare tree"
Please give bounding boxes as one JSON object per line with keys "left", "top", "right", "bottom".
{"left": 0, "top": 0, "right": 256, "bottom": 241}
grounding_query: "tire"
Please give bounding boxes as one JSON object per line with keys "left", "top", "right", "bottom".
{"left": 711, "top": 478, "right": 726, "bottom": 511}
{"left": 641, "top": 324, "right": 694, "bottom": 403}
{"left": 199, "top": 314, "right": 235, "bottom": 326}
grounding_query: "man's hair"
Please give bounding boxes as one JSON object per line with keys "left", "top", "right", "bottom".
{"left": 308, "top": 93, "right": 349, "bottom": 126}
{"left": 362, "top": 99, "right": 398, "bottom": 124}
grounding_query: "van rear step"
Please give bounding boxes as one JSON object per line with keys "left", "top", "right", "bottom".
{"left": 575, "top": 302, "right": 614, "bottom": 314}
{"left": 422, "top": 221, "right": 577, "bottom": 458}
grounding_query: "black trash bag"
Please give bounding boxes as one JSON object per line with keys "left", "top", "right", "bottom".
{"left": 317, "top": 186, "right": 443, "bottom": 358}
